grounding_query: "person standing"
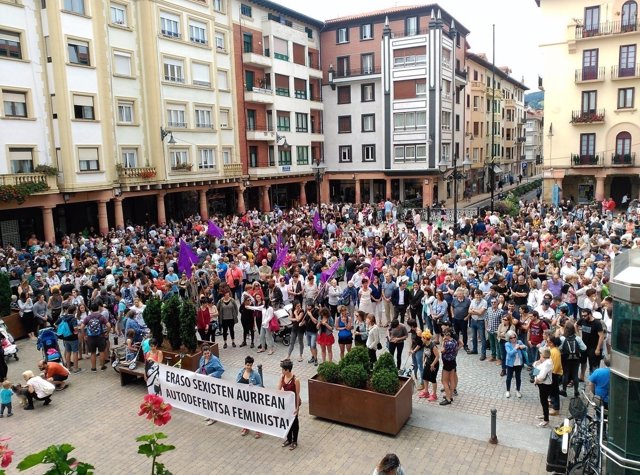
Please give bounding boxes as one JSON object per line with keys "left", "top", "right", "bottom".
{"left": 286, "top": 303, "right": 305, "bottom": 362}
{"left": 278, "top": 359, "right": 301, "bottom": 450}
{"left": 217, "top": 289, "right": 239, "bottom": 349}
{"left": 451, "top": 290, "right": 471, "bottom": 352}
{"left": 503, "top": 330, "right": 525, "bottom": 398}
{"left": 81, "top": 302, "right": 110, "bottom": 372}
{"left": 468, "top": 289, "right": 488, "bottom": 360}
{"left": 0, "top": 380, "right": 13, "bottom": 417}
{"left": 577, "top": 308, "right": 605, "bottom": 381}
{"left": 381, "top": 273, "right": 397, "bottom": 327}
{"left": 365, "top": 314, "right": 381, "bottom": 364}
{"left": 486, "top": 298, "right": 504, "bottom": 363}
{"left": 391, "top": 279, "right": 411, "bottom": 323}
{"left": 387, "top": 319, "right": 408, "bottom": 370}
{"left": 533, "top": 347, "right": 554, "bottom": 427}
{"left": 237, "top": 356, "right": 263, "bottom": 437}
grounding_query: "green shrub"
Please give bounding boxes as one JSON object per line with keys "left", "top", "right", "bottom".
{"left": 142, "top": 297, "right": 163, "bottom": 346}
{"left": 338, "top": 345, "right": 371, "bottom": 373}
{"left": 371, "top": 369, "right": 400, "bottom": 395}
{"left": 373, "top": 352, "right": 397, "bottom": 374}
{"left": 162, "top": 295, "right": 182, "bottom": 350}
{"left": 339, "top": 364, "right": 368, "bottom": 389}
{"left": 179, "top": 299, "right": 197, "bottom": 353}
{"left": 317, "top": 361, "right": 340, "bottom": 383}
{"left": 0, "top": 272, "right": 10, "bottom": 317}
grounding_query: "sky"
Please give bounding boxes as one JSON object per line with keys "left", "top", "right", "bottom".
{"left": 276, "top": 0, "right": 544, "bottom": 91}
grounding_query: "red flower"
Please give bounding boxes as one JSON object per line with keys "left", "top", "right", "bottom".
{"left": 138, "top": 394, "right": 172, "bottom": 426}
{"left": 0, "top": 437, "right": 13, "bottom": 468}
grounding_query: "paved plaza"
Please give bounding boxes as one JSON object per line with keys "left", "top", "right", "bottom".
{"left": 1, "top": 326, "right": 557, "bottom": 474}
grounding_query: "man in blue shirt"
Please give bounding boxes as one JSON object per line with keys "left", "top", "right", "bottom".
{"left": 588, "top": 358, "right": 610, "bottom": 406}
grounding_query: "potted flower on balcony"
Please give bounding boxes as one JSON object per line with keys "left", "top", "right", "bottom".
{"left": 139, "top": 170, "right": 157, "bottom": 179}
{"left": 172, "top": 163, "right": 192, "bottom": 171}
{"left": 33, "top": 164, "right": 59, "bottom": 176}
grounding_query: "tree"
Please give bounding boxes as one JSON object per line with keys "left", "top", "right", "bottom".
{"left": 142, "top": 297, "right": 163, "bottom": 347}
{"left": 0, "top": 273, "right": 11, "bottom": 317}
{"left": 162, "top": 295, "right": 182, "bottom": 351}
{"left": 179, "top": 300, "right": 197, "bottom": 353}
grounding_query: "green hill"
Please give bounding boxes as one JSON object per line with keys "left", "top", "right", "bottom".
{"left": 525, "top": 91, "right": 544, "bottom": 110}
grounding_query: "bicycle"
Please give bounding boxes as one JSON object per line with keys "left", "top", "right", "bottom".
{"left": 566, "top": 390, "right": 605, "bottom": 475}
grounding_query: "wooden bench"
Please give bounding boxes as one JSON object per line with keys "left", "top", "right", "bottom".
{"left": 117, "top": 365, "right": 145, "bottom": 387}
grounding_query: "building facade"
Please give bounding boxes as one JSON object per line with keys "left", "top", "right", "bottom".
{"left": 523, "top": 108, "right": 544, "bottom": 178}
{"left": 538, "top": 0, "right": 640, "bottom": 204}
{"left": 320, "top": 6, "right": 469, "bottom": 207}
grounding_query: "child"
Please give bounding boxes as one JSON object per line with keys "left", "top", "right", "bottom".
{"left": 1, "top": 380, "right": 13, "bottom": 417}
{"left": 125, "top": 329, "right": 138, "bottom": 362}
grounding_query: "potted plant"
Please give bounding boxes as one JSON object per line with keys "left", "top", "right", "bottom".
{"left": 172, "top": 163, "right": 192, "bottom": 171}
{"left": 0, "top": 272, "right": 10, "bottom": 317}
{"left": 161, "top": 295, "right": 182, "bottom": 351}
{"left": 159, "top": 296, "right": 202, "bottom": 371}
{"left": 142, "top": 297, "right": 163, "bottom": 347}
{"left": 139, "top": 170, "right": 157, "bottom": 179}
{"left": 308, "top": 348, "right": 413, "bottom": 435}
{"left": 33, "top": 164, "right": 59, "bottom": 176}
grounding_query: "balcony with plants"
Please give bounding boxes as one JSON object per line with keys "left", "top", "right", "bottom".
{"left": 611, "top": 152, "right": 636, "bottom": 166}
{"left": 116, "top": 164, "right": 158, "bottom": 184}
{"left": 570, "top": 109, "right": 605, "bottom": 124}
{"left": 0, "top": 165, "right": 59, "bottom": 203}
{"left": 571, "top": 153, "right": 603, "bottom": 167}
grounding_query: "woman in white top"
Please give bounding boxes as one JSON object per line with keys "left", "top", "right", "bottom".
{"left": 277, "top": 277, "right": 290, "bottom": 306}
{"left": 327, "top": 279, "right": 342, "bottom": 319}
{"left": 22, "top": 370, "right": 55, "bottom": 410}
{"left": 365, "top": 313, "right": 381, "bottom": 364}
{"left": 249, "top": 300, "right": 275, "bottom": 355}
{"left": 358, "top": 277, "right": 375, "bottom": 315}
{"left": 533, "top": 347, "right": 554, "bottom": 427}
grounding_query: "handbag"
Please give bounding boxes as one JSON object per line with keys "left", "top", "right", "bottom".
{"left": 268, "top": 316, "right": 280, "bottom": 333}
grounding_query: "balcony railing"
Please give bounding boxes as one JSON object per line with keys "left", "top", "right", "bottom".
{"left": 167, "top": 121, "right": 187, "bottom": 128}
{"left": 611, "top": 64, "right": 640, "bottom": 79}
{"left": 575, "top": 66, "right": 605, "bottom": 82}
{"left": 455, "top": 68, "right": 467, "bottom": 81}
{"left": 0, "top": 172, "right": 58, "bottom": 191}
{"left": 390, "top": 27, "right": 430, "bottom": 38}
{"left": 572, "top": 153, "right": 603, "bottom": 166}
{"left": 118, "top": 166, "right": 157, "bottom": 180}
{"left": 223, "top": 162, "right": 242, "bottom": 176}
{"left": 334, "top": 66, "right": 381, "bottom": 78}
{"left": 612, "top": 152, "right": 636, "bottom": 166}
{"left": 575, "top": 20, "right": 640, "bottom": 39}
{"left": 570, "top": 109, "right": 605, "bottom": 124}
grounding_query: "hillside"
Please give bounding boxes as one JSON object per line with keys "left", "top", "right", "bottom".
{"left": 525, "top": 91, "right": 544, "bottom": 110}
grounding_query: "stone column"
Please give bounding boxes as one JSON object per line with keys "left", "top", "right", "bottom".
{"left": 113, "top": 197, "right": 124, "bottom": 230}
{"left": 261, "top": 185, "right": 271, "bottom": 212}
{"left": 97, "top": 200, "right": 109, "bottom": 236}
{"left": 299, "top": 181, "right": 307, "bottom": 205}
{"left": 354, "top": 178, "right": 361, "bottom": 204}
{"left": 320, "top": 178, "right": 329, "bottom": 204}
{"left": 236, "top": 186, "right": 246, "bottom": 214}
{"left": 198, "top": 189, "right": 209, "bottom": 220}
{"left": 156, "top": 192, "right": 166, "bottom": 225}
{"left": 42, "top": 206, "right": 55, "bottom": 244}
{"left": 595, "top": 176, "right": 605, "bottom": 201}
{"left": 385, "top": 177, "right": 392, "bottom": 199}
{"left": 422, "top": 179, "right": 434, "bottom": 208}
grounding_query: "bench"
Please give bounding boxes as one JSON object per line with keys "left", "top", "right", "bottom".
{"left": 117, "top": 365, "right": 145, "bottom": 386}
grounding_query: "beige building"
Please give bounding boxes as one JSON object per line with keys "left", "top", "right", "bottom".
{"left": 465, "top": 53, "right": 528, "bottom": 195}
{"left": 538, "top": 0, "right": 640, "bottom": 204}
{"left": 524, "top": 108, "right": 544, "bottom": 178}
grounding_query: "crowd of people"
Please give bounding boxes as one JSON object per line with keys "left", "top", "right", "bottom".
{"left": 0, "top": 195, "right": 626, "bottom": 437}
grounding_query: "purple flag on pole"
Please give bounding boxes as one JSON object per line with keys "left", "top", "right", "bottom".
{"left": 272, "top": 245, "right": 289, "bottom": 273}
{"left": 321, "top": 259, "right": 343, "bottom": 284}
{"left": 276, "top": 232, "right": 284, "bottom": 255}
{"left": 177, "top": 239, "right": 199, "bottom": 278}
{"left": 367, "top": 257, "right": 378, "bottom": 280}
{"left": 313, "top": 210, "right": 324, "bottom": 235}
{"left": 207, "top": 220, "right": 224, "bottom": 239}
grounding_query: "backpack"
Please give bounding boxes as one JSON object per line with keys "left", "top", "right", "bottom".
{"left": 86, "top": 315, "right": 104, "bottom": 337}
{"left": 56, "top": 318, "right": 73, "bottom": 338}
{"left": 561, "top": 335, "right": 580, "bottom": 361}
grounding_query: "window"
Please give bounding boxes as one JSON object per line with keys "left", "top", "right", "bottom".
{"left": 337, "top": 85, "right": 351, "bottom": 104}
{"left": 249, "top": 146, "right": 258, "bottom": 168}
{"left": 394, "top": 55, "right": 427, "bottom": 68}
{"left": 213, "top": 0, "right": 224, "bottom": 13}
{"left": 277, "top": 113, "right": 290, "bottom": 131}
{"left": 361, "top": 53, "right": 374, "bottom": 74}
{"left": 361, "top": 83, "right": 374, "bottom": 102}
{"left": 110, "top": 4, "right": 126, "bottom": 25}
{"left": 278, "top": 149, "right": 291, "bottom": 166}
{"left": 273, "top": 37, "right": 288, "bottom": 61}
{"left": 122, "top": 148, "right": 137, "bottom": 168}
{"left": 195, "top": 107, "right": 212, "bottom": 128}
{"left": 618, "top": 87, "right": 634, "bottom": 108}
{"left": 584, "top": 6, "right": 600, "bottom": 34}
{"left": 616, "top": 131, "right": 632, "bottom": 155}
{"left": 240, "top": 3, "right": 252, "bottom": 17}
{"left": 8, "top": 147, "right": 33, "bottom": 173}
{"left": 63, "top": 0, "right": 84, "bottom": 15}
{"left": 78, "top": 147, "right": 99, "bottom": 171}
{"left": 360, "top": 24, "right": 373, "bottom": 40}
{"left": 192, "top": 62, "right": 211, "bottom": 86}
{"left": 113, "top": 51, "right": 132, "bottom": 76}
{"left": 339, "top": 145, "right": 352, "bottom": 162}
{"left": 189, "top": 20, "right": 207, "bottom": 45}
{"left": 305, "top": 27, "right": 313, "bottom": 40}
{"left": 160, "top": 12, "right": 180, "bottom": 38}
{"left": 216, "top": 70, "right": 229, "bottom": 90}
{"left": 0, "top": 30, "right": 22, "bottom": 59}
{"left": 336, "top": 56, "right": 349, "bottom": 77}
{"left": 362, "top": 144, "right": 375, "bottom": 162}
{"left": 296, "top": 146, "right": 309, "bottom": 165}
{"left": 416, "top": 82, "right": 426, "bottom": 95}
{"left": 68, "top": 39, "right": 90, "bottom": 65}
{"left": 117, "top": 100, "right": 133, "bottom": 123}
{"left": 170, "top": 149, "right": 188, "bottom": 168}
{"left": 362, "top": 114, "right": 374, "bottom": 132}
{"left": 441, "top": 112, "right": 451, "bottom": 130}
{"left": 199, "top": 148, "right": 215, "bottom": 169}
{"left": 338, "top": 115, "right": 351, "bottom": 133}
{"left": 336, "top": 27, "right": 349, "bottom": 44}
{"left": 622, "top": 1, "right": 638, "bottom": 31}
{"left": 580, "top": 133, "right": 596, "bottom": 157}
{"left": 455, "top": 114, "right": 460, "bottom": 132}
{"left": 215, "top": 32, "right": 226, "bottom": 51}
{"left": 166, "top": 105, "right": 186, "bottom": 127}
{"left": 416, "top": 145, "right": 427, "bottom": 162}
{"left": 405, "top": 17, "right": 418, "bottom": 36}
{"left": 243, "top": 33, "right": 252, "bottom": 53}
{"left": 222, "top": 148, "right": 231, "bottom": 164}
{"left": 581, "top": 90, "right": 597, "bottom": 112}
{"left": 73, "top": 95, "right": 94, "bottom": 120}
{"left": 268, "top": 146, "right": 275, "bottom": 166}
{"left": 619, "top": 45, "right": 637, "bottom": 76}
{"left": 3, "top": 91, "right": 27, "bottom": 117}
{"left": 163, "top": 58, "right": 184, "bottom": 83}
{"left": 295, "top": 112, "right": 308, "bottom": 132}
{"left": 416, "top": 111, "right": 426, "bottom": 128}
{"left": 219, "top": 109, "right": 229, "bottom": 128}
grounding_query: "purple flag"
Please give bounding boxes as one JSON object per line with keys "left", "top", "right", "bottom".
{"left": 313, "top": 210, "right": 324, "bottom": 235}
{"left": 367, "top": 257, "right": 378, "bottom": 280}
{"left": 177, "top": 239, "right": 199, "bottom": 278}
{"left": 206, "top": 220, "right": 224, "bottom": 239}
{"left": 272, "top": 245, "right": 289, "bottom": 273}
{"left": 321, "top": 259, "right": 343, "bottom": 284}
{"left": 276, "top": 232, "right": 284, "bottom": 255}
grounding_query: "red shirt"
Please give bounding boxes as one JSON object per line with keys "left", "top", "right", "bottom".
{"left": 196, "top": 306, "right": 210, "bottom": 330}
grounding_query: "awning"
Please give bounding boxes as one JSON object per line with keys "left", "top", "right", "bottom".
{"left": 492, "top": 165, "right": 503, "bottom": 174}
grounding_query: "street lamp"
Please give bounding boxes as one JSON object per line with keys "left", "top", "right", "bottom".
{"left": 310, "top": 159, "right": 327, "bottom": 204}
{"left": 439, "top": 154, "right": 471, "bottom": 233}
{"left": 160, "top": 127, "right": 176, "bottom": 144}
{"left": 487, "top": 155, "right": 497, "bottom": 212}
{"left": 276, "top": 133, "right": 290, "bottom": 151}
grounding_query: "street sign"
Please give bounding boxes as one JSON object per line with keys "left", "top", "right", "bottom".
{"left": 281, "top": 166, "right": 291, "bottom": 172}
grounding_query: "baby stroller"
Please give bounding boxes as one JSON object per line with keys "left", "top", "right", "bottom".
{"left": 111, "top": 342, "right": 142, "bottom": 371}
{"left": 36, "top": 328, "right": 62, "bottom": 363}
{"left": 0, "top": 319, "right": 19, "bottom": 362}
{"left": 273, "top": 304, "right": 293, "bottom": 346}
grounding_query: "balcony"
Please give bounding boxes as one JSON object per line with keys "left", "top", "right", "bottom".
{"left": 242, "top": 51, "right": 272, "bottom": 68}
{"left": 333, "top": 66, "right": 381, "bottom": 79}
{"left": 244, "top": 87, "right": 274, "bottom": 104}
{"left": 504, "top": 98, "right": 516, "bottom": 108}
{"left": 570, "top": 109, "right": 605, "bottom": 124}
{"left": 167, "top": 121, "right": 187, "bottom": 128}
{"left": 470, "top": 81, "right": 485, "bottom": 92}
{"left": 117, "top": 166, "right": 158, "bottom": 184}
{"left": 246, "top": 126, "right": 275, "bottom": 141}
{"left": 575, "top": 66, "right": 605, "bottom": 82}
{"left": 611, "top": 64, "right": 640, "bottom": 80}
{"left": 455, "top": 68, "right": 467, "bottom": 82}
{"left": 0, "top": 172, "right": 58, "bottom": 192}
{"left": 223, "top": 163, "right": 242, "bottom": 177}
{"left": 575, "top": 20, "right": 640, "bottom": 39}
{"left": 611, "top": 152, "right": 636, "bottom": 166}
{"left": 572, "top": 153, "right": 604, "bottom": 167}
{"left": 517, "top": 136, "right": 526, "bottom": 143}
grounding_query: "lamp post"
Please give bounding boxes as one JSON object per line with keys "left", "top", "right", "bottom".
{"left": 310, "top": 159, "right": 327, "bottom": 204}
{"left": 487, "top": 155, "right": 497, "bottom": 212}
{"left": 439, "top": 154, "right": 471, "bottom": 233}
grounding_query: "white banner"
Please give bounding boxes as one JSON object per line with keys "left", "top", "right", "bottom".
{"left": 147, "top": 363, "right": 295, "bottom": 438}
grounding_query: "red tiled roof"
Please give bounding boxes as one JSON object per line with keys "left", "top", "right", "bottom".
{"left": 325, "top": 5, "right": 427, "bottom": 24}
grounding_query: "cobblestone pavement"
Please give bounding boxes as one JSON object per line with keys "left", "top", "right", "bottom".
{"left": 0, "top": 327, "right": 557, "bottom": 474}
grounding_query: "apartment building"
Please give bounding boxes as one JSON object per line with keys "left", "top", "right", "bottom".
{"left": 0, "top": 0, "right": 240, "bottom": 244}
{"left": 465, "top": 53, "right": 528, "bottom": 196}
{"left": 232, "top": 0, "right": 324, "bottom": 210}
{"left": 524, "top": 108, "right": 544, "bottom": 178}
{"left": 538, "top": 0, "right": 640, "bottom": 205}
{"left": 320, "top": 5, "right": 469, "bottom": 207}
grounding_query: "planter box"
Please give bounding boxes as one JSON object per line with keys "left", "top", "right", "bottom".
{"left": 2, "top": 311, "right": 27, "bottom": 340}
{"left": 308, "top": 375, "right": 413, "bottom": 435}
{"left": 162, "top": 350, "right": 203, "bottom": 372}
{"left": 196, "top": 340, "right": 220, "bottom": 358}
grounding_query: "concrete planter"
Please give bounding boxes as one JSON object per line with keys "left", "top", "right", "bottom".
{"left": 308, "top": 375, "right": 413, "bottom": 435}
